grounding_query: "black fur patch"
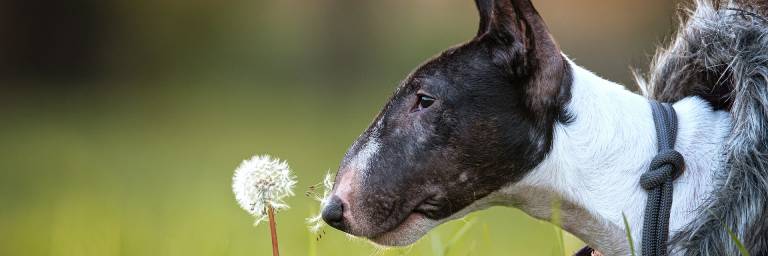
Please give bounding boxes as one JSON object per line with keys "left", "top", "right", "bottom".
{"left": 328, "top": 0, "right": 573, "bottom": 239}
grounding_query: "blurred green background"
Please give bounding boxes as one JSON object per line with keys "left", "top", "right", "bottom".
{"left": 0, "top": 0, "right": 681, "bottom": 255}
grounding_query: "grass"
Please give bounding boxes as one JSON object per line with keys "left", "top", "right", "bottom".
{"left": 551, "top": 198, "right": 565, "bottom": 256}
{"left": 0, "top": 80, "right": 585, "bottom": 256}
{"left": 617, "top": 212, "right": 751, "bottom": 256}
{"left": 3, "top": 79, "right": 752, "bottom": 256}
{"left": 442, "top": 217, "right": 477, "bottom": 255}
{"left": 622, "top": 212, "right": 637, "bottom": 256}
{"left": 430, "top": 232, "right": 445, "bottom": 256}
{"left": 708, "top": 209, "right": 751, "bottom": 256}
{"left": 725, "top": 224, "right": 751, "bottom": 256}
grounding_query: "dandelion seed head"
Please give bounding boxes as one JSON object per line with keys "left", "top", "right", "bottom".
{"left": 306, "top": 172, "right": 334, "bottom": 233}
{"left": 232, "top": 155, "right": 296, "bottom": 225}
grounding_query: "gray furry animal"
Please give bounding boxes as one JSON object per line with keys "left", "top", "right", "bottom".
{"left": 321, "top": 0, "right": 768, "bottom": 255}
{"left": 637, "top": 0, "right": 768, "bottom": 254}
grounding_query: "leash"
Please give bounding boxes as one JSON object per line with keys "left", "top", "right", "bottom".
{"left": 574, "top": 101, "right": 684, "bottom": 256}
{"left": 640, "top": 101, "right": 684, "bottom": 256}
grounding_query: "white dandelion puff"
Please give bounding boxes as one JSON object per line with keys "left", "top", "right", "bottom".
{"left": 232, "top": 155, "right": 297, "bottom": 226}
{"left": 306, "top": 172, "right": 334, "bottom": 233}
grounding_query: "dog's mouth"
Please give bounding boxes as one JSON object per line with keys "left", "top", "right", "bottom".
{"left": 412, "top": 196, "right": 445, "bottom": 219}
{"left": 364, "top": 197, "right": 445, "bottom": 246}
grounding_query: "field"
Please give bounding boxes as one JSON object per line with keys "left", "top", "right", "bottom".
{"left": 0, "top": 81, "right": 590, "bottom": 255}
{"left": 0, "top": 1, "right": 676, "bottom": 255}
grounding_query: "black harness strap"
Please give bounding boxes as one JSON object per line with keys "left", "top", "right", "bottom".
{"left": 640, "top": 101, "right": 685, "bottom": 256}
{"left": 574, "top": 101, "right": 684, "bottom": 256}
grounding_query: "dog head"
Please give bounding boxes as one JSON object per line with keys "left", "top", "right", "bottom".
{"left": 322, "top": 0, "right": 571, "bottom": 246}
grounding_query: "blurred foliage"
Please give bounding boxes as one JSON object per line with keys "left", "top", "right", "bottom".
{"left": 0, "top": 0, "right": 680, "bottom": 255}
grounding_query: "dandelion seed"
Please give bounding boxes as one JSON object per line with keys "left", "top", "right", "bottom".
{"left": 306, "top": 172, "right": 334, "bottom": 233}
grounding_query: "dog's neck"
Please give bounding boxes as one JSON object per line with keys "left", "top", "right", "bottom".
{"left": 496, "top": 58, "right": 732, "bottom": 254}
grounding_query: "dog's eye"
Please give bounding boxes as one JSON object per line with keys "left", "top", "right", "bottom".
{"left": 417, "top": 94, "right": 436, "bottom": 110}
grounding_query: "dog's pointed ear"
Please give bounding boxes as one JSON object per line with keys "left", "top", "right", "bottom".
{"left": 474, "top": 0, "right": 495, "bottom": 37}
{"left": 474, "top": 0, "right": 568, "bottom": 118}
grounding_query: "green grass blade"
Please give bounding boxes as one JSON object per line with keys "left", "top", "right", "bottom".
{"left": 622, "top": 212, "right": 637, "bottom": 256}
{"left": 724, "top": 224, "right": 750, "bottom": 256}
{"left": 551, "top": 198, "right": 564, "bottom": 256}
{"left": 431, "top": 232, "right": 445, "bottom": 256}
{"left": 707, "top": 208, "right": 750, "bottom": 256}
{"left": 443, "top": 217, "right": 477, "bottom": 255}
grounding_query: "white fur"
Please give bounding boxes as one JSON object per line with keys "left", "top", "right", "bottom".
{"left": 497, "top": 59, "right": 732, "bottom": 254}
{"left": 339, "top": 58, "right": 732, "bottom": 254}
{"left": 353, "top": 138, "right": 380, "bottom": 176}
{"left": 334, "top": 119, "right": 383, "bottom": 227}
{"left": 335, "top": 137, "right": 380, "bottom": 200}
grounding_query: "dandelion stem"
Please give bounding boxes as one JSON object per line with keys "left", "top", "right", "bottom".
{"left": 267, "top": 205, "right": 280, "bottom": 256}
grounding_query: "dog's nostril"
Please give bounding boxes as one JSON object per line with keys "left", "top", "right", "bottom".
{"left": 322, "top": 196, "right": 346, "bottom": 231}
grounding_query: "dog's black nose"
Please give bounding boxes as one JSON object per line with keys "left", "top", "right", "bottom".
{"left": 322, "top": 196, "right": 347, "bottom": 231}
